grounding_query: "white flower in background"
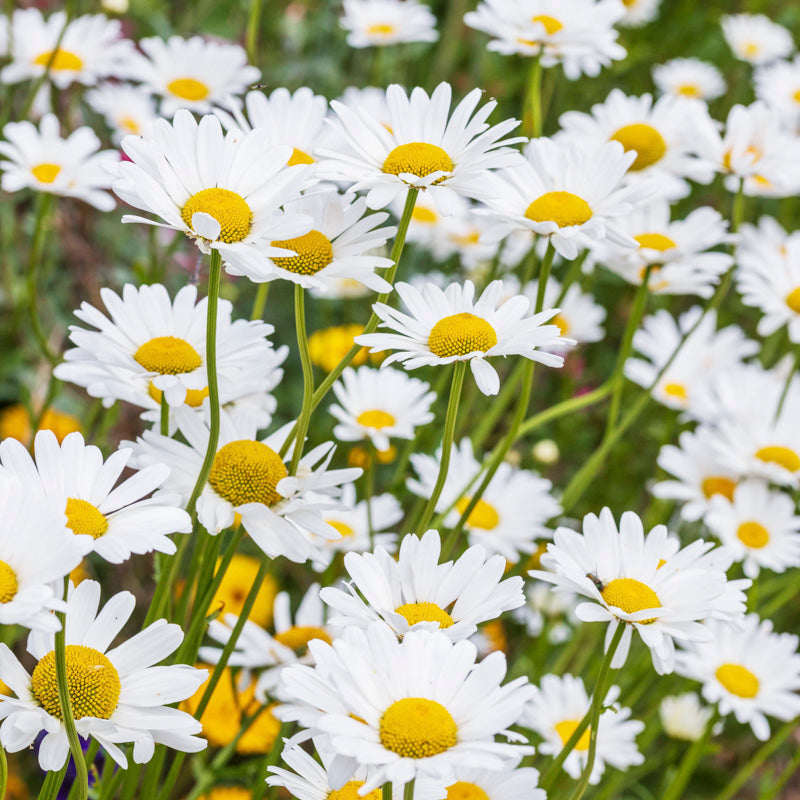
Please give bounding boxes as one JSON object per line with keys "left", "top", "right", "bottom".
{"left": 320, "top": 529, "right": 525, "bottom": 641}
{"left": 320, "top": 82, "right": 523, "bottom": 212}
{"left": 126, "top": 35, "right": 260, "bottom": 115}
{"left": 539, "top": 277, "right": 606, "bottom": 349}
{"left": 357, "top": 279, "right": 569, "bottom": 396}
{"left": 340, "top": 0, "right": 439, "bottom": 48}
{"left": 756, "top": 56, "right": 800, "bottom": 131}
{"left": 442, "top": 766, "right": 547, "bottom": 800}
{"left": 523, "top": 673, "right": 644, "bottom": 784}
{"left": 738, "top": 215, "right": 793, "bottom": 265}
{"left": 652, "top": 58, "right": 726, "bottom": 101}
{"left": 0, "top": 114, "right": 117, "bottom": 210}
{"left": 85, "top": 83, "right": 158, "bottom": 143}
{"left": 618, "top": 0, "right": 661, "bottom": 27}
{"left": 0, "top": 431, "right": 190, "bottom": 564}
{"left": 0, "top": 580, "right": 207, "bottom": 769}
{"left": 513, "top": 582, "right": 577, "bottom": 639}
{"left": 704, "top": 479, "right": 800, "bottom": 578}
{"left": 659, "top": 693, "right": 715, "bottom": 741}
{"left": 675, "top": 614, "right": 800, "bottom": 741}
{"left": 334, "top": 85, "right": 393, "bottom": 132}
{"left": 0, "top": 9, "right": 135, "bottom": 89}
{"left": 721, "top": 14, "right": 793, "bottom": 66}
{"left": 330, "top": 365, "right": 435, "bottom": 452}
{"left": 464, "top": 0, "right": 627, "bottom": 79}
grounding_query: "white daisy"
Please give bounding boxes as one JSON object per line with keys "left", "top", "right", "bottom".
{"left": 756, "top": 56, "right": 800, "bottom": 131}
{"left": 85, "top": 83, "right": 158, "bottom": 144}
{"left": 659, "top": 693, "right": 715, "bottom": 741}
{"left": 738, "top": 215, "right": 793, "bottom": 265}
{"left": 540, "top": 277, "right": 605, "bottom": 350}
{"left": 340, "top": 0, "right": 439, "bottom": 48}
{"left": 320, "top": 529, "right": 525, "bottom": 641}
{"left": 319, "top": 82, "right": 524, "bottom": 212}
{"left": 0, "top": 114, "right": 116, "bottom": 210}
{"left": 356, "top": 279, "right": 569, "bottom": 397}
{"left": 513, "top": 582, "right": 577, "bottom": 640}
{"left": 523, "top": 673, "right": 644, "bottom": 785}
{"left": 618, "top": 0, "right": 661, "bottom": 27}
{"left": 652, "top": 58, "right": 726, "bottom": 101}
{"left": 441, "top": 765, "right": 546, "bottom": 800}
{"left": 675, "top": 614, "right": 800, "bottom": 741}
{"left": 0, "top": 430, "right": 190, "bottom": 565}
{"left": 0, "top": 579, "right": 207, "bottom": 769}
{"left": 721, "top": 14, "right": 794, "bottom": 66}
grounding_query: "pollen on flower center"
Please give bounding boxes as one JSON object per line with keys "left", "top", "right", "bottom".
{"left": 446, "top": 782, "right": 490, "bottom": 800}
{"left": 785, "top": 288, "right": 800, "bottom": 313}
{"left": 455, "top": 496, "right": 500, "bottom": 530}
{"left": 701, "top": 476, "right": 737, "bottom": 501}
{"left": 367, "top": 23, "right": 396, "bottom": 36}
{"left": 737, "top": 521, "right": 770, "bottom": 549}
{"left": 413, "top": 206, "right": 439, "bottom": 224}
{"left": 148, "top": 382, "right": 209, "bottom": 408}
{"left": 329, "top": 781, "right": 382, "bottom": 800}
{"left": 379, "top": 697, "right": 458, "bottom": 758}
{"left": 31, "top": 645, "right": 121, "bottom": 720}
{"left": 635, "top": 232, "right": 677, "bottom": 251}
{"left": 356, "top": 409, "right": 396, "bottom": 429}
{"left": 395, "top": 601, "right": 454, "bottom": 629}
{"left": 428, "top": 313, "right": 498, "bottom": 358}
{"left": 601, "top": 578, "right": 661, "bottom": 623}
{"left": 0, "top": 561, "right": 18, "bottom": 603}
{"left": 610, "top": 123, "right": 667, "bottom": 170}
{"left": 208, "top": 440, "right": 288, "bottom": 507}
{"left": 554, "top": 719, "right": 591, "bottom": 751}
{"left": 715, "top": 663, "right": 759, "bottom": 698}
{"left": 134, "top": 336, "right": 202, "bottom": 376}
{"left": 525, "top": 191, "right": 592, "bottom": 228}
{"left": 167, "top": 77, "right": 210, "bottom": 101}
{"left": 271, "top": 230, "right": 334, "bottom": 276}
{"left": 755, "top": 445, "right": 800, "bottom": 473}
{"left": 552, "top": 313, "right": 570, "bottom": 336}
{"left": 181, "top": 188, "right": 253, "bottom": 243}
{"left": 383, "top": 142, "right": 454, "bottom": 179}
{"left": 31, "top": 163, "right": 62, "bottom": 184}
{"left": 274, "top": 625, "right": 332, "bottom": 653}
{"left": 65, "top": 498, "right": 109, "bottom": 540}
{"left": 677, "top": 84, "right": 701, "bottom": 97}
{"left": 663, "top": 382, "right": 688, "bottom": 401}
{"left": 33, "top": 49, "right": 83, "bottom": 71}
{"left": 531, "top": 14, "right": 563, "bottom": 34}
{"left": 328, "top": 519, "right": 355, "bottom": 537}
{"left": 288, "top": 148, "right": 314, "bottom": 166}
{"left": 118, "top": 115, "right": 141, "bottom": 135}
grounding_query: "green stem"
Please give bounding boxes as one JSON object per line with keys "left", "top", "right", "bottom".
{"left": 517, "top": 381, "right": 611, "bottom": 438}
{"left": 250, "top": 722, "right": 290, "bottom": 800}
{"left": 404, "top": 779, "right": 415, "bottom": 800}
{"left": 534, "top": 239, "right": 555, "bottom": 314}
{"left": 365, "top": 444, "right": 376, "bottom": 548}
{"left": 251, "top": 282, "right": 270, "bottom": 321}
{"left": 524, "top": 55, "right": 544, "bottom": 138}
{"left": 661, "top": 709, "right": 719, "bottom": 800}
{"left": 758, "top": 744, "right": 800, "bottom": 800}
{"left": 160, "top": 393, "right": 169, "bottom": 436}
{"left": 0, "top": 747, "right": 6, "bottom": 800}
{"left": 382, "top": 783, "right": 392, "bottom": 800}
{"left": 245, "top": 0, "right": 263, "bottom": 63}
{"left": 773, "top": 345, "right": 799, "bottom": 422}
{"left": 37, "top": 762, "right": 69, "bottom": 800}
{"left": 26, "top": 192, "right": 59, "bottom": 365}
{"left": 289, "top": 285, "right": 314, "bottom": 475}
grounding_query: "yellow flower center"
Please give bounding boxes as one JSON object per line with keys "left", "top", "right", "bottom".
{"left": 271, "top": 230, "right": 334, "bottom": 275}
{"left": 635, "top": 232, "right": 677, "bottom": 252}
{"left": 288, "top": 148, "right": 314, "bottom": 166}
{"left": 356, "top": 409, "right": 396, "bottom": 429}
{"left": 330, "top": 781, "right": 382, "bottom": 800}
{"left": 379, "top": 697, "right": 458, "bottom": 758}
{"left": 0, "top": 561, "right": 18, "bottom": 603}
{"left": 395, "top": 602, "right": 454, "bottom": 629}
{"left": 677, "top": 84, "right": 701, "bottom": 97}
{"left": 554, "top": 719, "right": 591, "bottom": 751}
{"left": 273, "top": 625, "right": 333, "bottom": 653}
{"left": 552, "top": 313, "right": 569, "bottom": 335}
{"left": 428, "top": 313, "right": 498, "bottom": 358}
{"left": 167, "top": 77, "right": 210, "bottom": 101}
{"left": 663, "top": 382, "right": 688, "bottom": 401}
{"left": 33, "top": 49, "right": 83, "bottom": 71}
{"left": 383, "top": 142, "right": 454, "bottom": 179}
{"left": 181, "top": 188, "right": 253, "bottom": 243}
{"left": 454, "top": 496, "right": 500, "bottom": 530}
{"left": 148, "top": 382, "right": 209, "bottom": 408}
{"left": 118, "top": 115, "right": 141, "bottom": 135}
{"left": 722, "top": 146, "right": 762, "bottom": 172}
{"left": 31, "top": 163, "right": 62, "bottom": 184}
{"left": 134, "top": 336, "right": 202, "bottom": 376}
{"left": 525, "top": 191, "right": 592, "bottom": 228}
{"left": 785, "top": 287, "right": 800, "bottom": 313}
{"left": 328, "top": 520, "right": 356, "bottom": 537}
{"left": 601, "top": 578, "right": 661, "bottom": 623}
{"left": 531, "top": 14, "right": 563, "bottom": 34}
{"left": 610, "top": 123, "right": 667, "bottom": 171}
{"left": 736, "top": 521, "right": 770, "bottom": 549}
{"left": 208, "top": 440, "right": 288, "bottom": 507}
{"left": 31, "top": 645, "right": 121, "bottom": 720}
{"left": 715, "top": 663, "right": 759, "bottom": 698}
{"left": 701, "top": 476, "right": 737, "bottom": 501}
{"left": 367, "top": 23, "right": 396, "bottom": 36}
{"left": 65, "top": 498, "right": 108, "bottom": 540}
{"left": 792, "top": 89, "right": 800, "bottom": 104}
{"left": 412, "top": 206, "right": 439, "bottom": 224}
{"left": 446, "top": 782, "right": 490, "bottom": 800}
{"left": 755, "top": 446, "right": 800, "bottom": 473}
{"left": 743, "top": 42, "right": 760, "bottom": 59}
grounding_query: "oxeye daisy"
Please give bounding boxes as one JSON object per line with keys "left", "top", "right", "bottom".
{"left": 0, "top": 430, "right": 190, "bottom": 564}
{"left": 652, "top": 58, "right": 726, "bottom": 102}
{"left": 756, "top": 56, "right": 800, "bottom": 130}
{"left": 659, "top": 693, "right": 716, "bottom": 741}
{"left": 340, "top": 0, "right": 439, "bottom": 48}
{"left": 0, "top": 579, "right": 207, "bottom": 769}
{"left": 320, "top": 82, "right": 524, "bottom": 212}
{"left": 320, "top": 529, "right": 525, "bottom": 641}
{"left": 675, "top": 614, "right": 800, "bottom": 741}
{"left": 355, "top": 279, "right": 569, "bottom": 396}
{"left": 721, "top": 14, "right": 793, "bottom": 66}
{"left": 0, "top": 403, "right": 81, "bottom": 447}
{"left": 530, "top": 508, "right": 744, "bottom": 674}
{"left": 85, "top": 83, "right": 158, "bottom": 143}
{"left": 522, "top": 674, "right": 644, "bottom": 785}
{"left": 441, "top": 765, "right": 547, "bottom": 800}
{"left": 126, "top": 35, "right": 260, "bottom": 115}
{"left": 538, "top": 277, "right": 606, "bottom": 350}
{"left": 0, "top": 114, "right": 116, "bottom": 210}
{"left": 618, "top": 0, "right": 661, "bottom": 27}
{"left": 277, "top": 624, "right": 535, "bottom": 792}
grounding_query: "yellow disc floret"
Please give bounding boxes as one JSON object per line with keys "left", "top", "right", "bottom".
{"left": 383, "top": 143, "right": 454, "bottom": 179}
{"left": 755, "top": 446, "right": 800, "bottom": 473}
{"left": 525, "top": 191, "right": 592, "bottom": 228}
{"left": 271, "top": 230, "right": 334, "bottom": 276}
{"left": 715, "top": 663, "right": 759, "bottom": 698}
{"left": 134, "top": 336, "right": 202, "bottom": 375}
{"left": 32, "top": 163, "right": 62, "bottom": 184}
{"left": 634, "top": 233, "right": 677, "bottom": 251}
{"left": 446, "top": 782, "right": 490, "bottom": 800}
{"left": 274, "top": 626, "right": 333, "bottom": 653}
{"left": 208, "top": 440, "right": 288, "bottom": 507}
{"left": 395, "top": 602, "right": 454, "bottom": 629}
{"left": 167, "top": 77, "right": 210, "bottom": 101}
{"left": 31, "top": 645, "right": 121, "bottom": 720}
{"left": 663, "top": 382, "right": 688, "bottom": 402}
{"left": 65, "top": 498, "right": 109, "bottom": 540}
{"left": 149, "top": 382, "right": 209, "bottom": 408}
{"left": 455, "top": 496, "right": 500, "bottom": 530}
{"left": 610, "top": 124, "right": 667, "bottom": 171}
{"left": 701, "top": 476, "right": 736, "bottom": 501}
{"left": 34, "top": 49, "right": 83, "bottom": 71}
{"left": 328, "top": 520, "right": 356, "bottom": 537}
{"left": 379, "top": 697, "right": 458, "bottom": 758}
{"left": 554, "top": 719, "right": 591, "bottom": 751}
{"left": 601, "top": 578, "right": 661, "bottom": 623}
{"left": 289, "top": 148, "right": 315, "bottom": 166}
{"left": 785, "top": 288, "right": 800, "bottom": 314}
{"left": 330, "top": 781, "right": 382, "bottom": 800}
{"left": 181, "top": 188, "right": 253, "bottom": 243}
{"left": 736, "top": 521, "right": 770, "bottom": 549}
{"left": 367, "top": 23, "right": 396, "bottom": 36}
{"left": 0, "top": 561, "right": 18, "bottom": 604}
{"left": 531, "top": 14, "right": 563, "bottom": 34}
{"left": 428, "top": 313, "right": 498, "bottom": 358}
{"left": 357, "top": 409, "right": 396, "bottom": 429}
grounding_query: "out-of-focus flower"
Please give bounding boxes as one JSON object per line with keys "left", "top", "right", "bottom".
{"left": 652, "top": 57, "right": 726, "bottom": 101}
{"left": 721, "top": 14, "right": 793, "bottom": 66}
{"left": 340, "top": 0, "right": 438, "bottom": 48}
{"left": 659, "top": 693, "right": 715, "bottom": 741}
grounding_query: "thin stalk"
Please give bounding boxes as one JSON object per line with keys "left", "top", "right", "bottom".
{"left": 517, "top": 381, "right": 611, "bottom": 438}
{"left": 289, "top": 285, "right": 314, "bottom": 475}
{"left": 382, "top": 784, "right": 392, "bottom": 800}
{"left": 0, "top": 747, "right": 6, "bottom": 800}
{"left": 251, "top": 282, "right": 270, "bottom": 321}
{"left": 773, "top": 345, "right": 800, "bottom": 422}
{"left": 758, "top": 745, "right": 800, "bottom": 800}
{"left": 26, "top": 192, "right": 59, "bottom": 365}
{"left": 37, "top": 762, "right": 69, "bottom": 800}
{"left": 160, "top": 393, "right": 169, "bottom": 436}
{"left": 534, "top": 238, "right": 555, "bottom": 314}
{"left": 365, "top": 444, "right": 376, "bottom": 547}
{"left": 404, "top": 779, "right": 415, "bottom": 800}
{"left": 524, "top": 55, "right": 544, "bottom": 138}
{"left": 67, "top": 740, "right": 99, "bottom": 800}
{"left": 245, "top": 0, "right": 263, "bottom": 63}
{"left": 660, "top": 709, "right": 719, "bottom": 800}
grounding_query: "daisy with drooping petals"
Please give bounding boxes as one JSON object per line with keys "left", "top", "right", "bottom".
{"left": 0, "top": 579, "right": 207, "bottom": 769}
{"left": 659, "top": 693, "right": 716, "bottom": 741}
{"left": 653, "top": 58, "right": 726, "bottom": 101}
{"left": 320, "top": 529, "right": 524, "bottom": 642}
{"left": 85, "top": 83, "right": 158, "bottom": 143}
{"left": 0, "top": 114, "right": 117, "bottom": 210}
{"left": 320, "top": 82, "right": 524, "bottom": 212}
{"left": 356, "top": 279, "right": 569, "bottom": 396}
{"left": 721, "top": 14, "right": 793, "bottom": 66}
{"left": 756, "top": 56, "right": 800, "bottom": 131}
{"left": 675, "top": 614, "right": 800, "bottom": 741}
{"left": 340, "top": 0, "right": 439, "bottom": 48}
{"left": 523, "top": 673, "right": 644, "bottom": 785}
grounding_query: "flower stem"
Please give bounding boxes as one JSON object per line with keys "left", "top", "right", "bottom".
{"left": 290, "top": 284, "right": 314, "bottom": 475}
{"left": 0, "top": 747, "right": 6, "bottom": 800}
{"left": 37, "top": 762, "right": 69, "bottom": 800}
{"left": 382, "top": 783, "right": 392, "bottom": 800}
{"left": 524, "top": 55, "right": 544, "bottom": 138}
{"left": 160, "top": 393, "right": 169, "bottom": 436}
{"left": 661, "top": 709, "right": 719, "bottom": 800}
{"left": 250, "top": 282, "right": 270, "bottom": 320}
{"left": 245, "top": 0, "right": 263, "bottom": 63}
{"left": 404, "top": 779, "right": 415, "bottom": 800}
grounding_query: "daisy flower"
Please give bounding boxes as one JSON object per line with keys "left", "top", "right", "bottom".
{"left": 652, "top": 58, "right": 726, "bottom": 101}
{"left": 756, "top": 56, "right": 800, "bottom": 130}
{"left": 463, "top": 0, "right": 627, "bottom": 79}
{"left": 320, "top": 529, "right": 525, "bottom": 642}
{"left": 523, "top": 673, "right": 644, "bottom": 784}
{"left": 675, "top": 614, "right": 800, "bottom": 741}
{"left": 618, "top": 0, "right": 660, "bottom": 27}
{"left": 330, "top": 366, "right": 435, "bottom": 452}
{"left": 514, "top": 582, "right": 577, "bottom": 640}
{"left": 721, "top": 14, "right": 793, "bottom": 66}
{"left": 208, "top": 552, "right": 278, "bottom": 629}
{"left": 0, "top": 114, "right": 116, "bottom": 210}
{"left": 340, "top": 0, "right": 439, "bottom": 48}
{"left": 442, "top": 765, "right": 546, "bottom": 800}
{"left": 277, "top": 624, "right": 535, "bottom": 792}
{"left": 0, "top": 474, "right": 83, "bottom": 632}
{"left": 0, "top": 403, "right": 81, "bottom": 447}
{"left": 0, "top": 579, "right": 207, "bottom": 769}
{"left": 126, "top": 35, "right": 260, "bottom": 115}
{"left": 356, "top": 279, "right": 569, "bottom": 396}
{"left": 0, "top": 430, "right": 190, "bottom": 564}
{"left": 704, "top": 479, "right": 800, "bottom": 579}
{"left": 659, "top": 693, "right": 716, "bottom": 741}
{"left": 85, "top": 83, "right": 158, "bottom": 144}
{"left": 309, "top": 323, "right": 375, "bottom": 372}
{"left": 539, "top": 277, "right": 605, "bottom": 349}
{"left": 530, "top": 508, "right": 745, "bottom": 674}
{"left": 738, "top": 215, "right": 793, "bottom": 264}
{"left": 407, "top": 439, "right": 561, "bottom": 563}
{"left": 319, "top": 82, "right": 524, "bottom": 213}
